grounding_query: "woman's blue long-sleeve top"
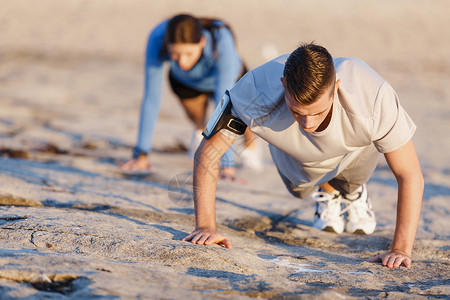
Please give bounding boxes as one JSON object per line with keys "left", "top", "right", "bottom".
{"left": 134, "top": 19, "right": 243, "bottom": 160}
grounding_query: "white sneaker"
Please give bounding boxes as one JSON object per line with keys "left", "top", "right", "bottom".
{"left": 343, "top": 185, "right": 376, "bottom": 234}
{"left": 187, "top": 129, "right": 203, "bottom": 158}
{"left": 239, "top": 143, "right": 264, "bottom": 172}
{"left": 312, "top": 189, "right": 345, "bottom": 234}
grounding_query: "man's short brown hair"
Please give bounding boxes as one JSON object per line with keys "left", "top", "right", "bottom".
{"left": 283, "top": 43, "right": 336, "bottom": 105}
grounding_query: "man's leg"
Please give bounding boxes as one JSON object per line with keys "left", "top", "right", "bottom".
{"left": 276, "top": 145, "right": 380, "bottom": 198}
{"left": 179, "top": 94, "right": 209, "bottom": 130}
{"left": 327, "top": 144, "right": 380, "bottom": 234}
{"left": 276, "top": 168, "right": 345, "bottom": 233}
{"left": 276, "top": 144, "right": 380, "bottom": 234}
{"left": 328, "top": 144, "right": 380, "bottom": 195}
{"left": 275, "top": 167, "right": 316, "bottom": 199}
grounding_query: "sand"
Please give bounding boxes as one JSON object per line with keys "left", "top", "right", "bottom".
{"left": 0, "top": 0, "right": 449, "bottom": 298}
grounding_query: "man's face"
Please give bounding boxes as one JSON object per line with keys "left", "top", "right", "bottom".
{"left": 282, "top": 78, "right": 340, "bottom": 133}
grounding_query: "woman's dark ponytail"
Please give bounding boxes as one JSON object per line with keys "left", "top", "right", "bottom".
{"left": 160, "top": 14, "right": 235, "bottom": 59}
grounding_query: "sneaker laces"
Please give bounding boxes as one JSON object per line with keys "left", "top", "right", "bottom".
{"left": 312, "top": 190, "right": 343, "bottom": 218}
{"left": 341, "top": 191, "right": 373, "bottom": 219}
{"left": 188, "top": 129, "right": 203, "bottom": 158}
{"left": 239, "top": 146, "right": 263, "bottom": 172}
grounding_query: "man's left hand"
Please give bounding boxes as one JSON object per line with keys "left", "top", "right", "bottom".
{"left": 368, "top": 251, "right": 411, "bottom": 268}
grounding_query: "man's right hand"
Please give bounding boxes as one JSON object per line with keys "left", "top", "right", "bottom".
{"left": 182, "top": 229, "right": 232, "bottom": 249}
{"left": 119, "top": 155, "right": 153, "bottom": 171}
{"left": 186, "top": 132, "right": 236, "bottom": 250}
{"left": 368, "top": 251, "right": 412, "bottom": 268}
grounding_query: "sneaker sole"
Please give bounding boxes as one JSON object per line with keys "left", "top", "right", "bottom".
{"left": 323, "top": 225, "right": 343, "bottom": 234}
{"left": 346, "top": 227, "right": 375, "bottom": 235}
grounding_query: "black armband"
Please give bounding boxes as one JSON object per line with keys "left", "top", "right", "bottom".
{"left": 202, "top": 90, "right": 247, "bottom": 139}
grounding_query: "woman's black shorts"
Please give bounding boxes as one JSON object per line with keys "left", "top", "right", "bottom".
{"left": 168, "top": 64, "right": 248, "bottom": 100}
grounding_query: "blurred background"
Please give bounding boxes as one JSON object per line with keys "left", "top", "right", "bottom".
{"left": 1, "top": 0, "right": 449, "bottom": 171}
{"left": 2, "top": 0, "right": 449, "bottom": 68}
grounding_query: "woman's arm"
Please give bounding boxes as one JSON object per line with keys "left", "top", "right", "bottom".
{"left": 134, "top": 21, "right": 167, "bottom": 158}
{"left": 212, "top": 27, "right": 242, "bottom": 105}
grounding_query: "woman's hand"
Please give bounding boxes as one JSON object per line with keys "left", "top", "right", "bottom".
{"left": 119, "top": 155, "right": 152, "bottom": 171}
{"left": 219, "top": 167, "right": 248, "bottom": 185}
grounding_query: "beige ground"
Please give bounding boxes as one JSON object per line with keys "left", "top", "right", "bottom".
{"left": 0, "top": 0, "right": 449, "bottom": 299}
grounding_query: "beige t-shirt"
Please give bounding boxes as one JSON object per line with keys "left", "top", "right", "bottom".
{"left": 226, "top": 55, "right": 416, "bottom": 187}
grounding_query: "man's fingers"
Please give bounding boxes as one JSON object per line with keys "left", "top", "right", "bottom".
{"left": 182, "top": 233, "right": 195, "bottom": 242}
{"left": 190, "top": 233, "right": 211, "bottom": 245}
{"left": 395, "top": 257, "right": 411, "bottom": 268}
{"left": 368, "top": 253, "right": 412, "bottom": 268}
{"left": 403, "top": 258, "right": 412, "bottom": 268}
{"left": 197, "top": 235, "right": 209, "bottom": 245}
{"left": 394, "top": 257, "right": 403, "bottom": 268}
{"left": 384, "top": 254, "right": 410, "bottom": 268}
{"left": 386, "top": 257, "right": 395, "bottom": 268}
{"left": 206, "top": 236, "right": 232, "bottom": 249}
{"left": 190, "top": 233, "right": 202, "bottom": 245}
{"left": 204, "top": 236, "right": 215, "bottom": 245}
{"left": 382, "top": 255, "right": 391, "bottom": 267}
{"left": 220, "top": 238, "right": 232, "bottom": 249}
{"left": 367, "top": 255, "right": 381, "bottom": 263}
{"left": 183, "top": 231, "right": 232, "bottom": 249}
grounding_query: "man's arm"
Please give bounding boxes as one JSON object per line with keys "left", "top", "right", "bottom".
{"left": 369, "top": 139, "right": 424, "bottom": 268}
{"left": 182, "top": 132, "right": 236, "bottom": 248}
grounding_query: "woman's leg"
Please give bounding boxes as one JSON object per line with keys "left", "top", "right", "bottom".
{"left": 179, "top": 94, "right": 236, "bottom": 170}
{"left": 179, "top": 94, "right": 209, "bottom": 130}
{"left": 177, "top": 94, "right": 209, "bottom": 158}
{"left": 168, "top": 73, "right": 239, "bottom": 173}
